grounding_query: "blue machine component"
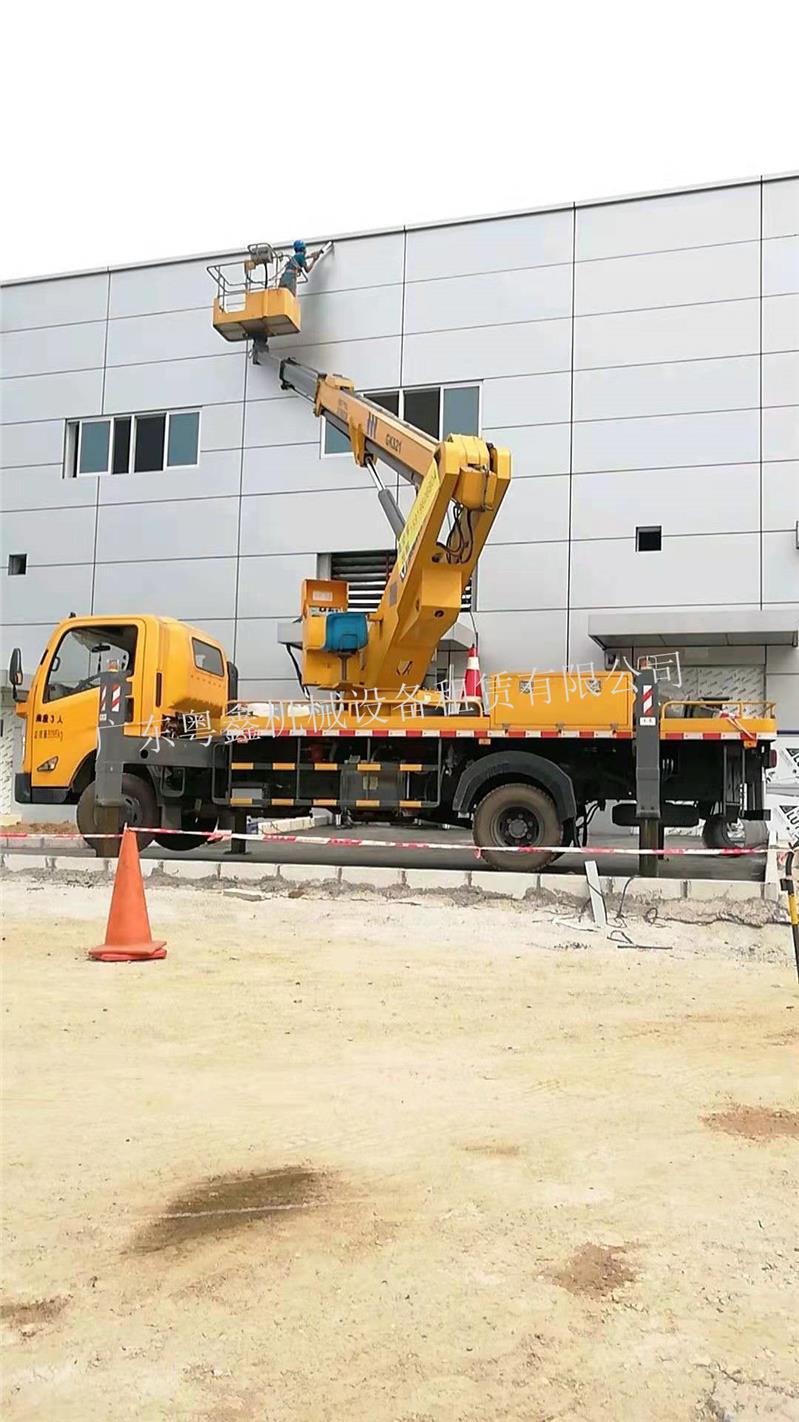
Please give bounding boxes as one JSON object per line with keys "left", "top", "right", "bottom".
{"left": 323, "top": 612, "right": 369, "bottom": 654}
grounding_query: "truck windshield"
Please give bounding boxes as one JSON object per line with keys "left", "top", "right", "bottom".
{"left": 44, "top": 624, "right": 138, "bottom": 703}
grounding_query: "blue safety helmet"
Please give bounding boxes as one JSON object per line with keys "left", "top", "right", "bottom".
{"left": 293, "top": 239, "right": 306, "bottom": 252}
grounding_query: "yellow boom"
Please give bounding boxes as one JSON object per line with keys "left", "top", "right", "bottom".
{"left": 278, "top": 358, "right": 511, "bottom": 695}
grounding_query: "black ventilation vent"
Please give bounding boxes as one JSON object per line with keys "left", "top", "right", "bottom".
{"left": 331, "top": 549, "right": 472, "bottom": 612}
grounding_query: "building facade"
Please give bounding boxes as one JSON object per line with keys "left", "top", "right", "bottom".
{"left": 1, "top": 174, "right": 798, "bottom": 817}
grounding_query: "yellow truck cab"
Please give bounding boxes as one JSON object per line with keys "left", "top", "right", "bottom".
{"left": 12, "top": 615, "right": 233, "bottom": 848}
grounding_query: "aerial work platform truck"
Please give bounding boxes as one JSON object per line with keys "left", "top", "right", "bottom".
{"left": 9, "top": 241, "right": 776, "bottom": 868}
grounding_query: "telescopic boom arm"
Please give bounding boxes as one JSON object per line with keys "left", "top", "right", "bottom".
{"left": 278, "top": 357, "right": 511, "bottom": 695}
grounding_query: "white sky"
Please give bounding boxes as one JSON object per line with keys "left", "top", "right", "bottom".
{"left": 1, "top": 0, "right": 797, "bottom": 282}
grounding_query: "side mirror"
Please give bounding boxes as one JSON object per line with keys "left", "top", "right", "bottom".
{"left": 8, "top": 647, "right": 24, "bottom": 703}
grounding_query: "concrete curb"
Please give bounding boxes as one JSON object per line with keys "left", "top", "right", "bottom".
{"left": 0, "top": 852, "right": 782, "bottom": 915}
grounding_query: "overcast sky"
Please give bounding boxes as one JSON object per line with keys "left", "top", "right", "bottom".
{"left": 1, "top": 0, "right": 797, "bottom": 282}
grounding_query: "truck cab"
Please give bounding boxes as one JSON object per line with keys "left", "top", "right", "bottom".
{"left": 12, "top": 615, "right": 232, "bottom": 835}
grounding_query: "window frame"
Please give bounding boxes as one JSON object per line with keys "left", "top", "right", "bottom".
{"left": 191, "top": 637, "right": 225, "bottom": 677}
{"left": 68, "top": 408, "right": 201, "bottom": 478}
{"left": 320, "top": 382, "right": 481, "bottom": 458}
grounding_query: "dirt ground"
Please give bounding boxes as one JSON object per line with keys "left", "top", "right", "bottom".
{"left": 1, "top": 878, "right": 798, "bottom": 1422}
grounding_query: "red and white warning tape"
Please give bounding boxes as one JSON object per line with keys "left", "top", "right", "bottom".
{"left": 0, "top": 826, "right": 770, "bottom": 856}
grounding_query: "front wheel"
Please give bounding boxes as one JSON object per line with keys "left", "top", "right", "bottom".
{"left": 473, "top": 783, "right": 564, "bottom": 872}
{"left": 76, "top": 773, "right": 157, "bottom": 852}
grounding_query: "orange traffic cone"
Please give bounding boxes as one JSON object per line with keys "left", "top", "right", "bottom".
{"left": 462, "top": 644, "right": 484, "bottom": 706}
{"left": 88, "top": 826, "right": 167, "bottom": 963}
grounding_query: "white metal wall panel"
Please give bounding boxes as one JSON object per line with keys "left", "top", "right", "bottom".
{"left": 762, "top": 530, "right": 799, "bottom": 602}
{"left": 574, "top": 298, "right": 759, "bottom": 369}
{"left": 236, "top": 554, "right": 318, "bottom": 619}
{"left": 576, "top": 184, "right": 760, "bottom": 260}
{"left": 98, "top": 448, "right": 242, "bottom": 505}
{"left": 403, "top": 319, "right": 572, "bottom": 385}
{"left": 477, "top": 541, "right": 568, "bottom": 612}
{"left": 103, "top": 353, "right": 246, "bottom": 414}
{"left": 244, "top": 395, "right": 318, "bottom": 449}
{"left": 406, "top": 210, "right": 573, "bottom": 282}
{"left": 575, "top": 242, "right": 760, "bottom": 316}
{"left": 1, "top": 505, "right": 97, "bottom": 566}
{"left": 763, "top": 236, "right": 799, "bottom": 296}
{"left": 1, "top": 563, "right": 93, "bottom": 624}
{"left": 762, "top": 294, "right": 799, "bottom": 352}
{"left": 763, "top": 352, "right": 799, "bottom": 408}
{"left": 96, "top": 496, "right": 239, "bottom": 562}
{"left": 475, "top": 609, "right": 569, "bottom": 674}
{"left": 199, "top": 401, "right": 244, "bottom": 453}
{"left": 488, "top": 474, "right": 571, "bottom": 544}
{"left": 573, "top": 408, "right": 760, "bottom": 473}
{"left": 762, "top": 406, "right": 799, "bottom": 462}
{"left": 240, "top": 489, "right": 389, "bottom": 557}
{"left": 571, "top": 465, "right": 760, "bottom": 539}
{"left": 481, "top": 372, "right": 571, "bottom": 427}
{"left": 92, "top": 557, "right": 237, "bottom": 620}
{"left": 574, "top": 354, "right": 758, "bottom": 421}
{"left": 403, "top": 264, "right": 572, "bottom": 333}
{"left": 763, "top": 178, "right": 799, "bottom": 239}
{"left": 1, "top": 273, "right": 108, "bottom": 333}
{"left": 1, "top": 368, "right": 104, "bottom": 425}
{"left": 570, "top": 532, "right": 761, "bottom": 608}
{"left": 763, "top": 463, "right": 799, "bottom": 530}
{"left": 0, "top": 466, "right": 97, "bottom": 512}
{"left": 0, "top": 417, "right": 66, "bottom": 469}
{"left": 1, "top": 321, "right": 106, "bottom": 378}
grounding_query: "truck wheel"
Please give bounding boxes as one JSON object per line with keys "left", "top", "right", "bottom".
{"left": 153, "top": 816, "right": 218, "bottom": 854}
{"left": 702, "top": 813, "right": 745, "bottom": 850}
{"left": 473, "top": 783, "right": 563, "bottom": 872}
{"left": 76, "top": 774, "right": 157, "bottom": 852}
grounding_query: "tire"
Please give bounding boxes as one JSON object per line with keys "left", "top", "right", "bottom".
{"left": 473, "top": 782, "right": 563, "bottom": 872}
{"left": 76, "top": 773, "right": 157, "bottom": 852}
{"left": 702, "top": 813, "right": 745, "bottom": 850}
{"left": 153, "top": 815, "right": 218, "bottom": 854}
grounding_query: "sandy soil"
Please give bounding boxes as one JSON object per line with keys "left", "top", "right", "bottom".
{"left": 1, "top": 880, "right": 798, "bottom": 1422}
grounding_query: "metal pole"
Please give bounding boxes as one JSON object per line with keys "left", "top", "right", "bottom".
{"left": 635, "top": 667, "right": 661, "bottom": 879}
{"left": 779, "top": 848, "right": 799, "bottom": 985}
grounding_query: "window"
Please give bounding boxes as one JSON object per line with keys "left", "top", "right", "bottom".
{"left": 68, "top": 409, "right": 200, "bottom": 477}
{"left": 330, "top": 550, "right": 472, "bottom": 613}
{"left": 403, "top": 387, "right": 440, "bottom": 439}
{"left": 44, "top": 624, "right": 138, "bottom": 703}
{"left": 323, "top": 384, "right": 479, "bottom": 455}
{"left": 636, "top": 525, "right": 662, "bottom": 552}
{"left": 192, "top": 638, "right": 225, "bottom": 676}
{"left": 134, "top": 414, "right": 166, "bottom": 472}
{"left": 7, "top": 553, "right": 27, "bottom": 576}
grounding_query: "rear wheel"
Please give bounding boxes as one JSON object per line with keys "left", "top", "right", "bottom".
{"left": 153, "top": 815, "right": 218, "bottom": 854}
{"left": 76, "top": 773, "right": 157, "bottom": 852}
{"left": 473, "top": 782, "right": 563, "bottom": 872}
{"left": 702, "top": 813, "right": 745, "bottom": 850}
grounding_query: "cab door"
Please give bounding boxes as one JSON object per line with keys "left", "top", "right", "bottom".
{"left": 30, "top": 620, "right": 146, "bottom": 795}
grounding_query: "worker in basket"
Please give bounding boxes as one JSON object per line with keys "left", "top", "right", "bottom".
{"left": 278, "top": 239, "right": 324, "bottom": 296}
